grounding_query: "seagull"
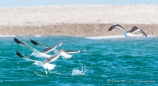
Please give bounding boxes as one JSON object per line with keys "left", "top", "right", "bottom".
{"left": 15, "top": 49, "right": 71, "bottom": 74}
{"left": 15, "top": 51, "right": 57, "bottom": 74}
{"left": 14, "top": 38, "right": 62, "bottom": 58}
{"left": 108, "top": 24, "right": 147, "bottom": 37}
{"left": 30, "top": 39, "right": 83, "bottom": 54}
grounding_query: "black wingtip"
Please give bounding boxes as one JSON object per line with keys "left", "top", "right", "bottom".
{"left": 108, "top": 29, "right": 111, "bottom": 31}
{"left": 14, "top": 38, "right": 18, "bottom": 42}
{"left": 14, "top": 38, "right": 22, "bottom": 44}
{"left": 30, "top": 39, "right": 39, "bottom": 45}
{"left": 108, "top": 24, "right": 122, "bottom": 31}
{"left": 140, "top": 30, "right": 148, "bottom": 37}
{"left": 15, "top": 51, "right": 24, "bottom": 58}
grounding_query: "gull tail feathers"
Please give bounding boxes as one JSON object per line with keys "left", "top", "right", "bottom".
{"left": 44, "top": 64, "right": 56, "bottom": 71}
{"left": 60, "top": 51, "right": 72, "bottom": 59}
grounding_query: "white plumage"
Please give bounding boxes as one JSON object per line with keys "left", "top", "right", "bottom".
{"left": 108, "top": 24, "right": 147, "bottom": 37}
{"left": 14, "top": 38, "right": 61, "bottom": 58}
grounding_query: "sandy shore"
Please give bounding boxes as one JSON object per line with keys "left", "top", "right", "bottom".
{"left": 0, "top": 5, "right": 158, "bottom": 37}
{"left": 0, "top": 24, "right": 157, "bottom": 37}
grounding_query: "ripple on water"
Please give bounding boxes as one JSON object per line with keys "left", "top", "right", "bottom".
{"left": 0, "top": 36, "right": 158, "bottom": 85}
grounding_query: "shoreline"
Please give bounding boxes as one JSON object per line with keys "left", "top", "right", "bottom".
{"left": 0, "top": 24, "right": 158, "bottom": 37}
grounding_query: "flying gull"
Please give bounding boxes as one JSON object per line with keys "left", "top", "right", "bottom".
{"left": 30, "top": 39, "right": 82, "bottom": 54}
{"left": 14, "top": 38, "right": 62, "bottom": 58}
{"left": 15, "top": 51, "right": 56, "bottom": 74}
{"left": 108, "top": 24, "right": 147, "bottom": 37}
{"left": 15, "top": 49, "right": 71, "bottom": 74}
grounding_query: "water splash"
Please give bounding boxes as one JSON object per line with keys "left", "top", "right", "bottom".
{"left": 71, "top": 66, "right": 87, "bottom": 76}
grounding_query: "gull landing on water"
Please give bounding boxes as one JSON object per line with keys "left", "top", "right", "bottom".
{"left": 108, "top": 24, "right": 147, "bottom": 37}
{"left": 14, "top": 38, "right": 62, "bottom": 58}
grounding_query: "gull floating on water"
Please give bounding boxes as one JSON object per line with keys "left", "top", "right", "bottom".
{"left": 14, "top": 38, "right": 62, "bottom": 58}
{"left": 30, "top": 39, "right": 82, "bottom": 54}
{"left": 108, "top": 24, "right": 147, "bottom": 37}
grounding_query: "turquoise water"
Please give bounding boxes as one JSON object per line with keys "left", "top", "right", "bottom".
{"left": 0, "top": 36, "right": 158, "bottom": 86}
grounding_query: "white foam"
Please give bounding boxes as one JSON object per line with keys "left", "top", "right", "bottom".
{"left": 71, "top": 66, "right": 86, "bottom": 76}
{"left": 0, "top": 35, "right": 16, "bottom": 37}
{"left": 86, "top": 35, "right": 156, "bottom": 39}
{"left": 34, "top": 35, "right": 42, "bottom": 37}
{"left": 86, "top": 35, "right": 125, "bottom": 39}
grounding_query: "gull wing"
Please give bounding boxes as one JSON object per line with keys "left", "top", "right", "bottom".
{"left": 60, "top": 50, "right": 72, "bottom": 59}
{"left": 128, "top": 26, "right": 147, "bottom": 37}
{"left": 140, "top": 29, "right": 147, "bottom": 37}
{"left": 15, "top": 51, "right": 37, "bottom": 62}
{"left": 41, "top": 42, "right": 62, "bottom": 53}
{"left": 14, "top": 38, "right": 39, "bottom": 52}
{"left": 64, "top": 50, "right": 81, "bottom": 54}
{"left": 43, "top": 52, "right": 60, "bottom": 63}
{"left": 30, "top": 39, "right": 41, "bottom": 46}
{"left": 128, "top": 26, "right": 140, "bottom": 33}
{"left": 30, "top": 39, "right": 47, "bottom": 48}
{"left": 108, "top": 24, "right": 126, "bottom": 32}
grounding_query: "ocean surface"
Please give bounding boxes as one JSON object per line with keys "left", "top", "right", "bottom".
{"left": 0, "top": 36, "right": 158, "bottom": 86}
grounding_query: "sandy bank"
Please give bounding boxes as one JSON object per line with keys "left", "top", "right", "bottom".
{"left": 0, "top": 5, "right": 158, "bottom": 36}
{"left": 0, "top": 24, "right": 157, "bottom": 37}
